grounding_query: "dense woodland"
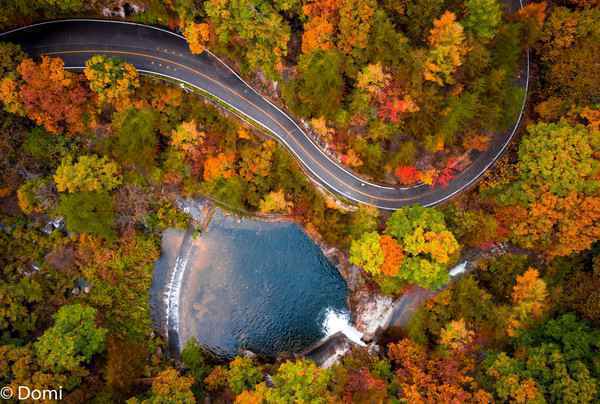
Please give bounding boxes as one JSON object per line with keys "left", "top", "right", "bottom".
{"left": 0, "top": 0, "right": 598, "bottom": 403}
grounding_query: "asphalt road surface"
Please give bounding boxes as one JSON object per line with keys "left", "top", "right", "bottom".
{"left": 0, "top": 14, "right": 528, "bottom": 210}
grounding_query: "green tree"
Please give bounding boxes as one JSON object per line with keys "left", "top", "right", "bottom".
{"left": 181, "top": 338, "right": 212, "bottom": 383}
{"left": 282, "top": 50, "right": 344, "bottom": 119}
{"left": 202, "top": 177, "right": 246, "bottom": 212}
{"left": 16, "top": 177, "right": 56, "bottom": 215}
{"left": 348, "top": 205, "right": 379, "bottom": 240}
{"left": 0, "top": 42, "right": 25, "bottom": 78}
{"left": 408, "top": 275, "right": 505, "bottom": 346}
{"left": 35, "top": 304, "right": 106, "bottom": 373}
{"left": 0, "top": 0, "right": 84, "bottom": 26}
{"left": 462, "top": 0, "right": 502, "bottom": 41}
{"left": 515, "top": 121, "right": 598, "bottom": 198}
{"left": 40, "top": 0, "right": 83, "bottom": 12}
{"left": 399, "top": 0, "right": 447, "bottom": 41}
{"left": 485, "top": 314, "right": 600, "bottom": 403}
{"left": 385, "top": 205, "right": 460, "bottom": 290}
{"left": 561, "top": 255, "right": 600, "bottom": 325}
{"left": 105, "top": 336, "right": 147, "bottom": 399}
{"left": 476, "top": 254, "right": 530, "bottom": 304}
{"left": 204, "top": 0, "right": 290, "bottom": 79}
{"left": 226, "top": 356, "right": 262, "bottom": 395}
{"left": 366, "top": 10, "right": 410, "bottom": 69}
{"left": 181, "top": 338, "right": 213, "bottom": 398}
{"left": 21, "top": 126, "right": 68, "bottom": 167}
{"left": 111, "top": 108, "right": 159, "bottom": 173}
{"left": 79, "top": 234, "right": 159, "bottom": 340}
{"left": 267, "top": 359, "right": 332, "bottom": 403}
{"left": 56, "top": 191, "right": 115, "bottom": 239}
{"left": 443, "top": 205, "right": 499, "bottom": 248}
{"left": 0, "top": 276, "right": 43, "bottom": 340}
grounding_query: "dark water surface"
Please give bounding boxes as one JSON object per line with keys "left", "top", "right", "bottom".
{"left": 151, "top": 208, "right": 348, "bottom": 359}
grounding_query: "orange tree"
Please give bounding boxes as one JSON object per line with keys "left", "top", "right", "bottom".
{"left": 490, "top": 121, "right": 600, "bottom": 258}
{"left": 0, "top": 56, "right": 91, "bottom": 135}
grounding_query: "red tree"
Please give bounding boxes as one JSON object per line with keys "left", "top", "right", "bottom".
{"left": 395, "top": 166, "right": 420, "bottom": 185}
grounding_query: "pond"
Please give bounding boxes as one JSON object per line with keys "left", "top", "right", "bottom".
{"left": 151, "top": 206, "right": 349, "bottom": 359}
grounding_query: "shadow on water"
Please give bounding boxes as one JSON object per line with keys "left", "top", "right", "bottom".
{"left": 151, "top": 207, "right": 349, "bottom": 360}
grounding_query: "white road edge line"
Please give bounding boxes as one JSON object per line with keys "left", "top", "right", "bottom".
{"left": 0, "top": 18, "right": 398, "bottom": 191}
{"left": 62, "top": 65, "right": 382, "bottom": 208}
{"left": 2, "top": 8, "right": 529, "bottom": 210}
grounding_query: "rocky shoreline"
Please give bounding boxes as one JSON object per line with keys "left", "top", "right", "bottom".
{"left": 160, "top": 196, "right": 509, "bottom": 367}
{"left": 176, "top": 196, "right": 393, "bottom": 335}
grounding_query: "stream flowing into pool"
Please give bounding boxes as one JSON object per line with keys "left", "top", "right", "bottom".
{"left": 151, "top": 206, "right": 350, "bottom": 359}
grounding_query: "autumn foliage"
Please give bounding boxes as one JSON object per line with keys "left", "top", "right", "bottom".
{"left": 1, "top": 56, "right": 91, "bottom": 134}
{"left": 203, "top": 152, "right": 236, "bottom": 182}
{"left": 379, "top": 235, "right": 404, "bottom": 276}
{"left": 388, "top": 339, "right": 492, "bottom": 403}
{"left": 301, "top": 0, "right": 339, "bottom": 54}
{"left": 424, "top": 11, "right": 468, "bottom": 86}
{"left": 184, "top": 22, "right": 211, "bottom": 54}
{"left": 507, "top": 268, "right": 548, "bottom": 336}
{"left": 395, "top": 166, "right": 420, "bottom": 185}
{"left": 84, "top": 55, "right": 139, "bottom": 107}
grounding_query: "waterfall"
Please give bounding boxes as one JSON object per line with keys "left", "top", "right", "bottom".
{"left": 449, "top": 260, "right": 469, "bottom": 278}
{"left": 322, "top": 308, "right": 366, "bottom": 347}
{"left": 164, "top": 228, "right": 195, "bottom": 350}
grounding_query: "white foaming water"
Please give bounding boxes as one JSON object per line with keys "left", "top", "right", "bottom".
{"left": 449, "top": 261, "right": 468, "bottom": 278}
{"left": 322, "top": 308, "right": 366, "bottom": 347}
{"left": 164, "top": 233, "right": 194, "bottom": 341}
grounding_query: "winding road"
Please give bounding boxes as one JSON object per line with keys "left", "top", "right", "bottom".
{"left": 0, "top": 12, "right": 528, "bottom": 210}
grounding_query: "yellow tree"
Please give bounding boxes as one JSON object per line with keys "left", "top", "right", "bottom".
{"left": 238, "top": 140, "right": 276, "bottom": 181}
{"left": 439, "top": 319, "right": 475, "bottom": 351}
{"left": 0, "top": 76, "right": 24, "bottom": 115}
{"left": 356, "top": 63, "right": 389, "bottom": 95}
{"left": 337, "top": 0, "right": 376, "bottom": 55}
{"left": 507, "top": 268, "right": 548, "bottom": 336}
{"left": 259, "top": 189, "right": 293, "bottom": 213}
{"left": 498, "top": 122, "right": 600, "bottom": 258}
{"left": 168, "top": 120, "right": 206, "bottom": 177}
{"left": 184, "top": 22, "right": 211, "bottom": 54}
{"left": 137, "top": 368, "right": 195, "bottom": 403}
{"left": 84, "top": 55, "right": 139, "bottom": 108}
{"left": 424, "top": 11, "right": 468, "bottom": 86}
{"left": 54, "top": 155, "right": 122, "bottom": 193}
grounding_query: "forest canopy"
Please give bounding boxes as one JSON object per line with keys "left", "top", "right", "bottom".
{"left": 0, "top": 0, "right": 598, "bottom": 402}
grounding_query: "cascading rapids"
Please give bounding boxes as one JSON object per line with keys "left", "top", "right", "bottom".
{"left": 321, "top": 308, "right": 366, "bottom": 347}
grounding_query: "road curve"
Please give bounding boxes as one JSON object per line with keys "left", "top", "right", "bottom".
{"left": 0, "top": 15, "right": 528, "bottom": 210}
